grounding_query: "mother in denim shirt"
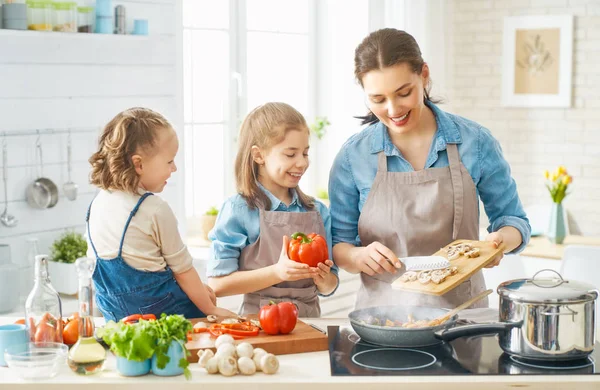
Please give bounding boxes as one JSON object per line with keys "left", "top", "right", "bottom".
{"left": 329, "top": 28, "right": 531, "bottom": 310}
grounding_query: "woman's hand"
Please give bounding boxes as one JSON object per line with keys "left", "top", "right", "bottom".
{"left": 484, "top": 231, "right": 505, "bottom": 268}
{"left": 274, "top": 235, "right": 316, "bottom": 282}
{"left": 352, "top": 241, "right": 402, "bottom": 276}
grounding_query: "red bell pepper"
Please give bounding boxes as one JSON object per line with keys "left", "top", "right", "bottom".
{"left": 121, "top": 314, "right": 156, "bottom": 324}
{"left": 259, "top": 301, "right": 298, "bottom": 335}
{"left": 288, "top": 232, "right": 328, "bottom": 268}
{"left": 208, "top": 322, "right": 260, "bottom": 338}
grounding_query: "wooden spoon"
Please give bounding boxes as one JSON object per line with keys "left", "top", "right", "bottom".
{"left": 427, "top": 289, "right": 493, "bottom": 327}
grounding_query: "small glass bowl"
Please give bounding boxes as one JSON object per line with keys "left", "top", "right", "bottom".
{"left": 4, "top": 342, "right": 68, "bottom": 380}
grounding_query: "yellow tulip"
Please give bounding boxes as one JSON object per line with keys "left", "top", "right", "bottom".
{"left": 551, "top": 173, "right": 558, "bottom": 182}
{"left": 544, "top": 170, "right": 549, "bottom": 179}
{"left": 558, "top": 165, "right": 567, "bottom": 175}
{"left": 562, "top": 175, "right": 572, "bottom": 185}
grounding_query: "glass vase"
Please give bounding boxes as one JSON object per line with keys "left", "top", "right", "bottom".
{"left": 547, "top": 202, "right": 566, "bottom": 244}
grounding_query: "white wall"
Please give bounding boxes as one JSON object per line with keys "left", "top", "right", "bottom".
{"left": 445, "top": 0, "right": 600, "bottom": 236}
{"left": 0, "top": 0, "right": 182, "bottom": 297}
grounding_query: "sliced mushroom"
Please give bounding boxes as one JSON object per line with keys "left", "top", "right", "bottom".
{"left": 207, "top": 315, "right": 218, "bottom": 323}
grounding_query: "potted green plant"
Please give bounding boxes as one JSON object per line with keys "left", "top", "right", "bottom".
{"left": 200, "top": 206, "right": 219, "bottom": 242}
{"left": 100, "top": 314, "right": 193, "bottom": 379}
{"left": 310, "top": 116, "right": 330, "bottom": 140}
{"left": 151, "top": 314, "right": 193, "bottom": 378}
{"left": 100, "top": 319, "right": 157, "bottom": 377}
{"left": 48, "top": 231, "right": 87, "bottom": 295}
{"left": 316, "top": 188, "right": 329, "bottom": 207}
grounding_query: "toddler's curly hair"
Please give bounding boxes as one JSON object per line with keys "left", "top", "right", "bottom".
{"left": 89, "top": 107, "right": 173, "bottom": 194}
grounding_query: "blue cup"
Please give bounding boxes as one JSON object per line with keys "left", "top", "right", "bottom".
{"left": 0, "top": 324, "right": 29, "bottom": 367}
{"left": 116, "top": 356, "right": 151, "bottom": 376}
{"left": 151, "top": 341, "right": 184, "bottom": 376}
{"left": 132, "top": 19, "right": 148, "bottom": 35}
{"left": 95, "top": 16, "right": 112, "bottom": 34}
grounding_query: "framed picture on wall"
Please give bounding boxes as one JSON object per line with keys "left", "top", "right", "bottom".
{"left": 502, "top": 15, "right": 573, "bottom": 108}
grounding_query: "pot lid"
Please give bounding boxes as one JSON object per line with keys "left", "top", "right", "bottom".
{"left": 498, "top": 269, "right": 599, "bottom": 303}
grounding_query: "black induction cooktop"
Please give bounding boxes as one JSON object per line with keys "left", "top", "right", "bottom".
{"left": 328, "top": 325, "right": 600, "bottom": 376}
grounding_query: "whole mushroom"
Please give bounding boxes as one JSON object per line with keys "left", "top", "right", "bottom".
{"left": 237, "top": 357, "right": 256, "bottom": 375}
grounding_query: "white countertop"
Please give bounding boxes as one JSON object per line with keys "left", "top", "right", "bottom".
{"left": 2, "top": 315, "right": 600, "bottom": 389}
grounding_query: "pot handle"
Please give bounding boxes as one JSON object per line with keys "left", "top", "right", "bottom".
{"left": 434, "top": 321, "right": 521, "bottom": 342}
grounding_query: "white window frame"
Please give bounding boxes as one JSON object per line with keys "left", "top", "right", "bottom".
{"left": 182, "top": 0, "right": 318, "bottom": 218}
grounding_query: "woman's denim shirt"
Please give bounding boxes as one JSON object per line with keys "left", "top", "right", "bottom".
{"left": 328, "top": 101, "right": 531, "bottom": 253}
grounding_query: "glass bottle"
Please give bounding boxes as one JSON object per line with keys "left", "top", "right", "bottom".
{"left": 67, "top": 257, "right": 105, "bottom": 375}
{"left": 20, "top": 238, "right": 39, "bottom": 303}
{"left": 25, "top": 254, "right": 63, "bottom": 343}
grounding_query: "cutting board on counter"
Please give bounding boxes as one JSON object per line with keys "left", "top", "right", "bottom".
{"left": 185, "top": 315, "right": 328, "bottom": 362}
{"left": 391, "top": 239, "right": 504, "bottom": 296}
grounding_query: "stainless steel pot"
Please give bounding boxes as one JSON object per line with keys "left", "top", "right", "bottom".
{"left": 349, "top": 305, "right": 458, "bottom": 348}
{"left": 436, "top": 270, "right": 598, "bottom": 361}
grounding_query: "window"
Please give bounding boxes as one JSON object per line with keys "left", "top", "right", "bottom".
{"left": 182, "top": 0, "right": 315, "bottom": 220}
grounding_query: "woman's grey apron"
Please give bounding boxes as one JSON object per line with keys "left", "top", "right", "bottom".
{"left": 355, "top": 143, "right": 488, "bottom": 309}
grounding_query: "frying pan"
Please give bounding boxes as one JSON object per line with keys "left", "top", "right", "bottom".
{"left": 348, "top": 306, "right": 458, "bottom": 348}
{"left": 26, "top": 138, "right": 58, "bottom": 209}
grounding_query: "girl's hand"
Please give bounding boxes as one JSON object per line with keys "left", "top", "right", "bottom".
{"left": 311, "top": 260, "right": 334, "bottom": 286}
{"left": 205, "top": 285, "right": 217, "bottom": 305}
{"left": 353, "top": 241, "right": 402, "bottom": 276}
{"left": 274, "top": 235, "right": 316, "bottom": 282}
{"left": 484, "top": 232, "right": 505, "bottom": 268}
{"left": 210, "top": 307, "right": 238, "bottom": 318}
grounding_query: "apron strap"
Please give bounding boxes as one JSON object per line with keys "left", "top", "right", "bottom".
{"left": 118, "top": 192, "right": 154, "bottom": 258}
{"left": 447, "top": 144, "right": 464, "bottom": 240}
{"left": 377, "top": 151, "right": 388, "bottom": 172}
{"left": 86, "top": 195, "right": 99, "bottom": 258}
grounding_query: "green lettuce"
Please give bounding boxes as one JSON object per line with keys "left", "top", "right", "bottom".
{"left": 99, "top": 319, "right": 157, "bottom": 362}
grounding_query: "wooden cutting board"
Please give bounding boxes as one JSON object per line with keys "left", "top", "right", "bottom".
{"left": 391, "top": 239, "right": 504, "bottom": 296}
{"left": 185, "top": 315, "right": 328, "bottom": 362}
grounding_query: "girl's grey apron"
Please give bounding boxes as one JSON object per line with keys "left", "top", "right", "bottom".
{"left": 238, "top": 207, "right": 326, "bottom": 317}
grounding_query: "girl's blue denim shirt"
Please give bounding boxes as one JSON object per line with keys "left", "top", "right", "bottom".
{"left": 328, "top": 101, "right": 531, "bottom": 253}
{"left": 207, "top": 184, "right": 338, "bottom": 297}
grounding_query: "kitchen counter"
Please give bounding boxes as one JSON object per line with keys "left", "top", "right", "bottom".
{"left": 521, "top": 235, "right": 600, "bottom": 260}
{"left": 2, "top": 316, "right": 600, "bottom": 389}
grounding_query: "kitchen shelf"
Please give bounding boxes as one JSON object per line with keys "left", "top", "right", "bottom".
{"left": 0, "top": 28, "right": 158, "bottom": 39}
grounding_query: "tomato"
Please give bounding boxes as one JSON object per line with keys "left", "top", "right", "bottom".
{"left": 259, "top": 301, "right": 298, "bottom": 335}
{"left": 63, "top": 320, "right": 79, "bottom": 345}
{"left": 35, "top": 321, "right": 58, "bottom": 343}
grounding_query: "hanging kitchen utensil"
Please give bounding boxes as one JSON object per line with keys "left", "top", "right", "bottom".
{"left": 26, "top": 135, "right": 59, "bottom": 209}
{"left": 63, "top": 130, "right": 78, "bottom": 201}
{"left": 1, "top": 137, "right": 18, "bottom": 227}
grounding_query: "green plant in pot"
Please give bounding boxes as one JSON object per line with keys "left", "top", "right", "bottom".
{"left": 100, "top": 314, "right": 193, "bottom": 379}
{"left": 200, "top": 206, "right": 219, "bottom": 242}
{"left": 99, "top": 319, "right": 157, "bottom": 377}
{"left": 310, "top": 116, "right": 330, "bottom": 140}
{"left": 48, "top": 231, "right": 88, "bottom": 295}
